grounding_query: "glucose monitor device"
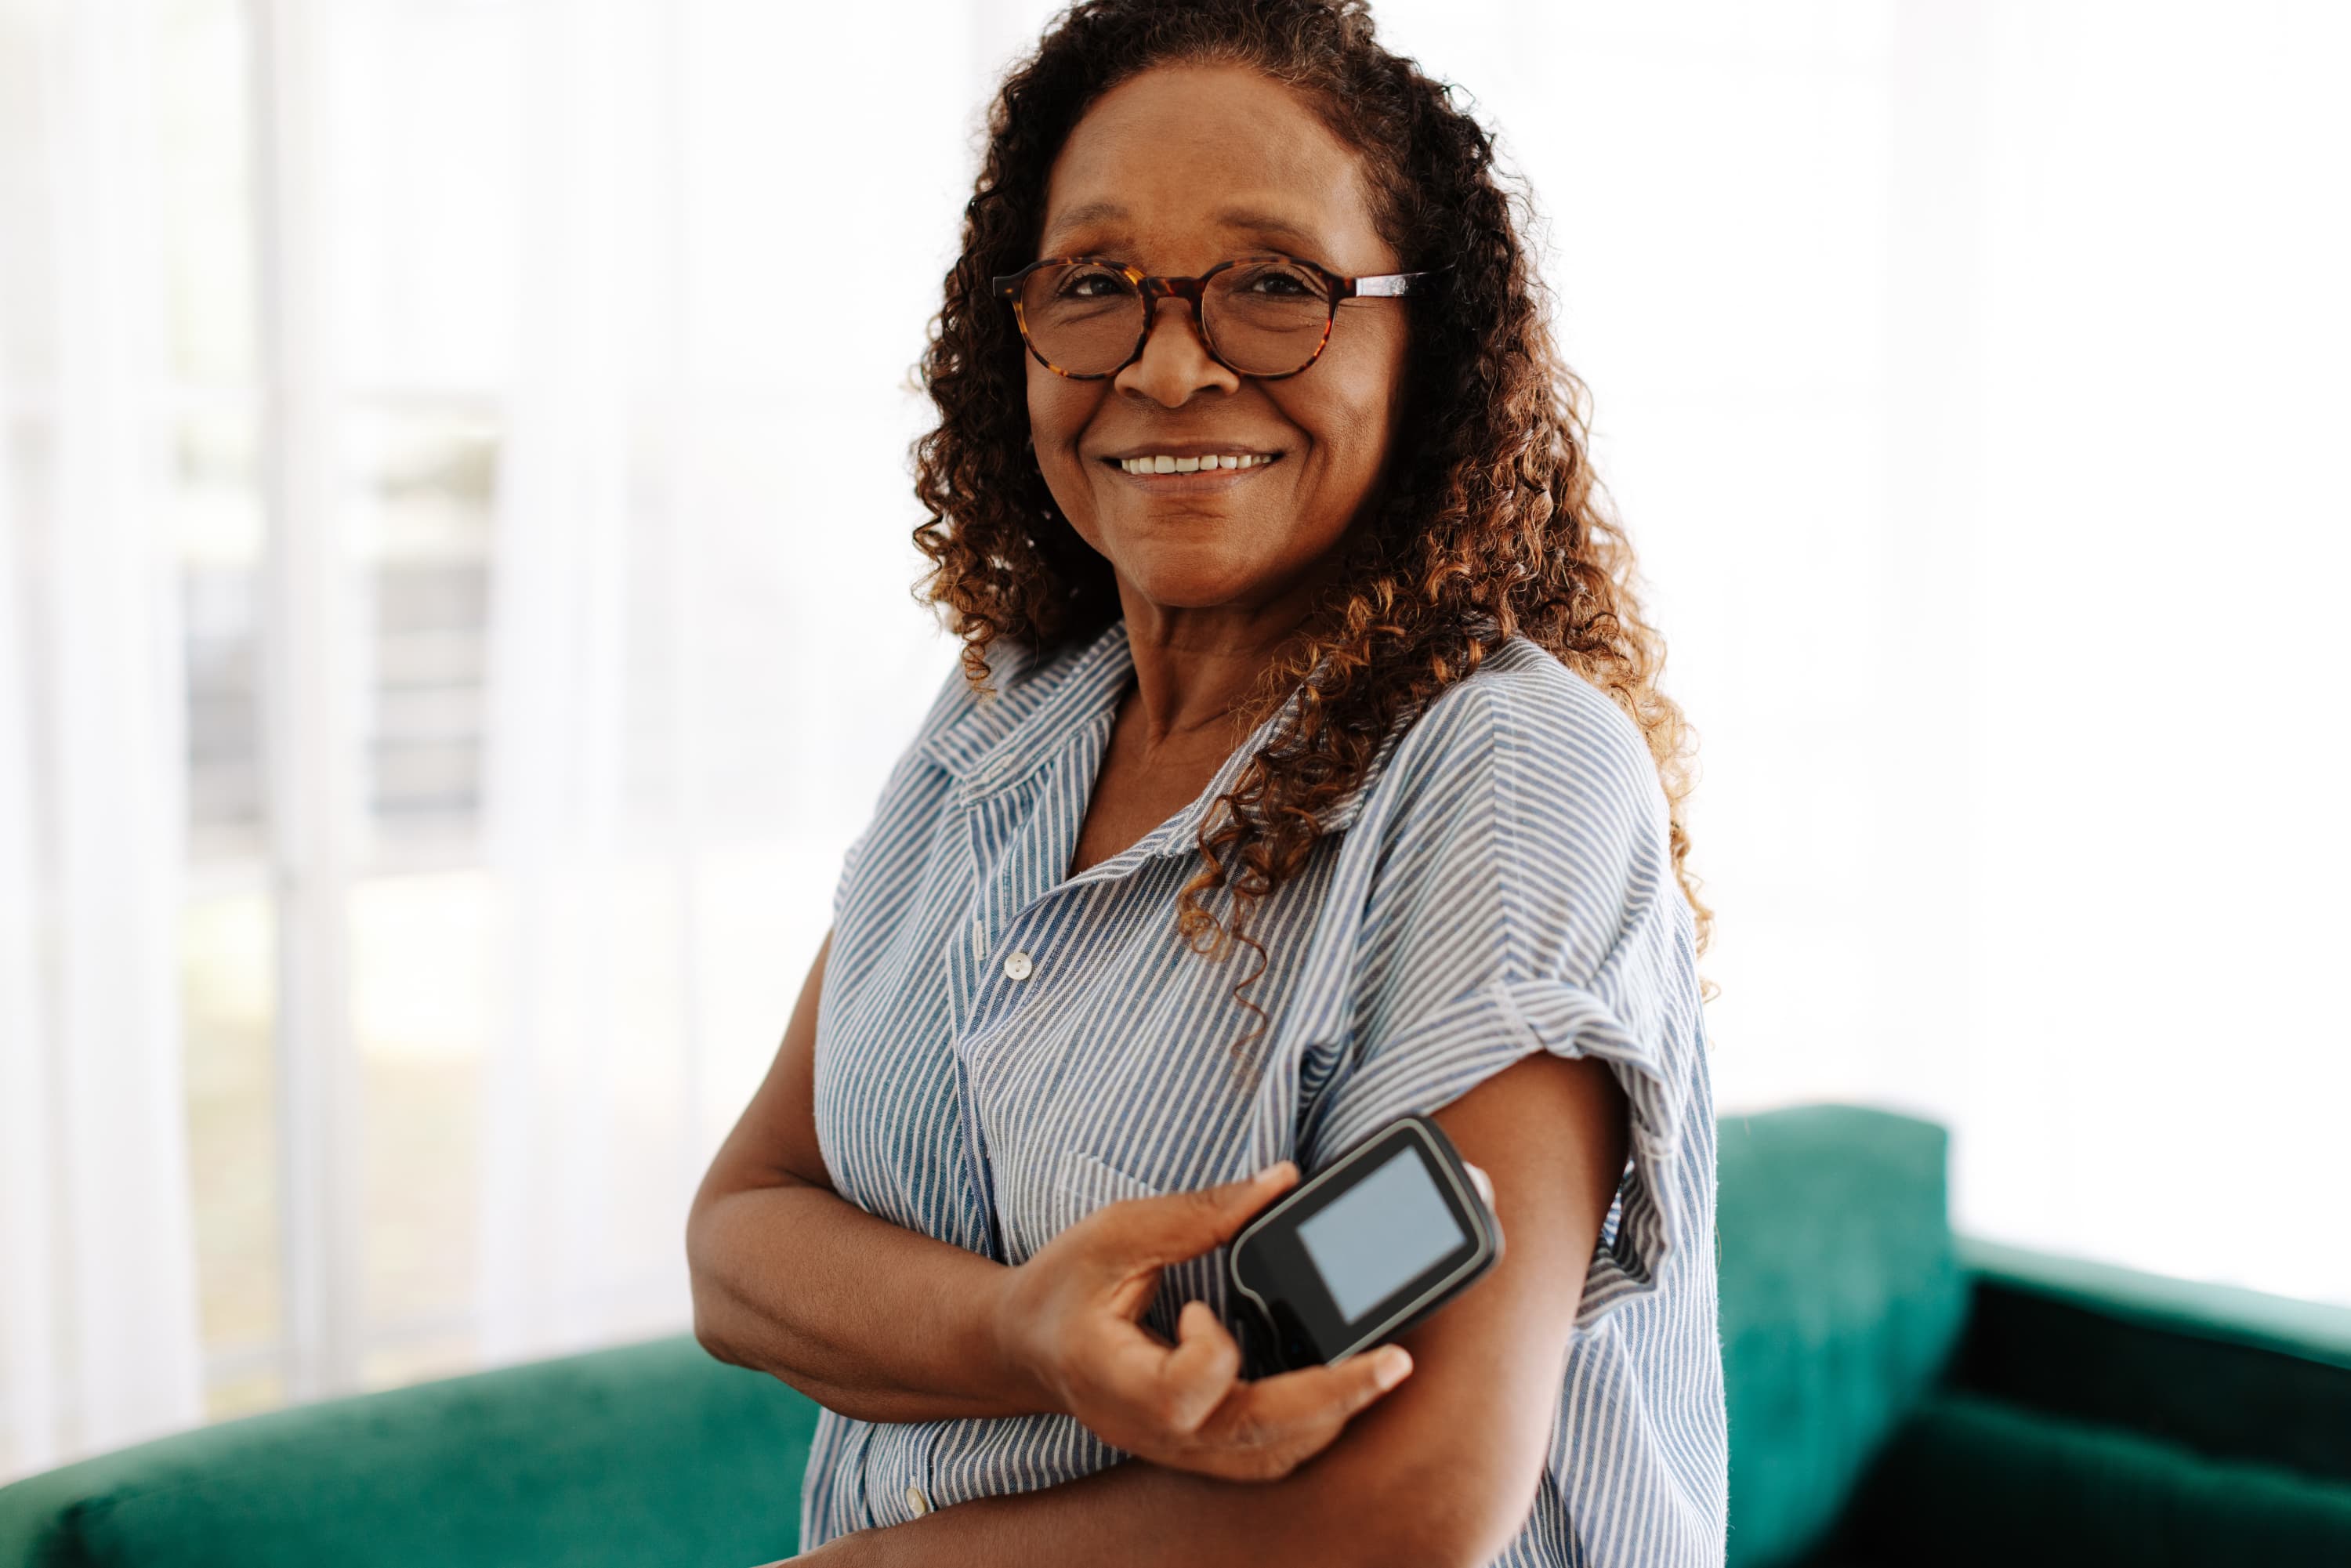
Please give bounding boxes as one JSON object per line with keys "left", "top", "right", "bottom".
{"left": 1227, "top": 1115, "right": 1503, "bottom": 1373}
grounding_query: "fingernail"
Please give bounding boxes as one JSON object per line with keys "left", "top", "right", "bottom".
{"left": 1375, "top": 1347, "right": 1412, "bottom": 1387}
{"left": 1255, "top": 1160, "right": 1296, "bottom": 1186}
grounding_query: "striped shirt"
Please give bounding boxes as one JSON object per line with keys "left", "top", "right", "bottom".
{"left": 800, "top": 614, "right": 1726, "bottom": 1566}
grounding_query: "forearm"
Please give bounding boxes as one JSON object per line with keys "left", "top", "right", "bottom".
{"left": 687, "top": 1177, "right": 1043, "bottom": 1423}
{"left": 795, "top": 1450, "right": 1440, "bottom": 1568}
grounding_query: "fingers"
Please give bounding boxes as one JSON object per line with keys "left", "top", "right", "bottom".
{"left": 1128, "top": 1162, "right": 1299, "bottom": 1266}
{"left": 1260, "top": 1345, "right": 1416, "bottom": 1425}
{"left": 1156, "top": 1299, "right": 1244, "bottom": 1431}
{"left": 1065, "top": 1303, "right": 1411, "bottom": 1483}
{"left": 1081, "top": 1301, "right": 1243, "bottom": 1436}
{"left": 1267, "top": 1349, "right": 1415, "bottom": 1441}
{"left": 1188, "top": 1346, "right": 1415, "bottom": 1480}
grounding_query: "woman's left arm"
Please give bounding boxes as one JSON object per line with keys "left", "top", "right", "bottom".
{"left": 784, "top": 1048, "right": 1630, "bottom": 1568}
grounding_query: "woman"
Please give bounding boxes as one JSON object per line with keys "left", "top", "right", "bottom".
{"left": 687, "top": 2, "right": 1723, "bottom": 1563}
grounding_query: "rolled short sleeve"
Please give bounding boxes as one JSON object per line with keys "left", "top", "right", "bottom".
{"left": 1296, "top": 668, "right": 1704, "bottom": 1332}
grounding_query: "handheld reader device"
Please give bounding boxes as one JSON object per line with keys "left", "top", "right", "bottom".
{"left": 1227, "top": 1115, "right": 1503, "bottom": 1374}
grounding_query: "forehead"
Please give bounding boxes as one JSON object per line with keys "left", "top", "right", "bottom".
{"left": 1038, "top": 63, "right": 1386, "bottom": 266}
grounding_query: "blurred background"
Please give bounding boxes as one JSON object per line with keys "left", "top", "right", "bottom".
{"left": 2, "top": 0, "right": 2345, "bottom": 1487}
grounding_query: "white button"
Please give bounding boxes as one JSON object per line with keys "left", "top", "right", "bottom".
{"left": 904, "top": 1483, "right": 931, "bottom": 1516}
{"left": 1002, "top": 950, "right": 1033, "bottom": 981}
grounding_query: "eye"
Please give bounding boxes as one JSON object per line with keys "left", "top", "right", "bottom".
{"left": 1228, "top": 260, "right": 1327, "bottom": 301}
{"left": 1055, "top": 263, "right": 1135, "bottom": 299}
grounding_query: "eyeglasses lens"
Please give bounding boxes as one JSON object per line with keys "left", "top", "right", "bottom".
{"left": 1018, "top": 259, "right": 1335, "bottom": 376}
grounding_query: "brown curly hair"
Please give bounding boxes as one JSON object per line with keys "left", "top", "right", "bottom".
{"left": 907, "top": 0, "right": 1716, "bottom": 1056}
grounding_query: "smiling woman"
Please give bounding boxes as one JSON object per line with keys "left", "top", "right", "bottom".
{"left": 685, "top": 3, "right": 1722, "bottom": 1566}
{"left": 1018, "top": 64, "right": 1418, "bottom": 632}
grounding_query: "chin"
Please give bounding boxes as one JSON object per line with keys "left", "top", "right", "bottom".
{"left": 1120, "top": 554, "right": 1272, "bottom": 609}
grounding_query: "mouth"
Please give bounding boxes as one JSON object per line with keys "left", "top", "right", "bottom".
{"left": 1099, "top": 450, "right": 1286, "bottom": 492}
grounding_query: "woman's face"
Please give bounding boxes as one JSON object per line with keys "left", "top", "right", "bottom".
{"left": 1026, "top": 64, "right": 1411, "bottom": 614}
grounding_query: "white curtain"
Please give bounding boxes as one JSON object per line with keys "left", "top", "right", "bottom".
{"left": 1375, "top": 0, "right": 2351, "bottom": 1289}
{"left": 473, "top": 0, "right": 647, "bottom": 1362}
{"left": 0, "top": 0, "right": 205, "bottom": 1477}
{"left": 468, "top": 0, "right": 1004, "bottom": 1356}
{"left": 2, "top": 0, "right": 2346, "bottom": 1485}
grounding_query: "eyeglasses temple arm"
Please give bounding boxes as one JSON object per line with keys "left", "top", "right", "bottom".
{"left": 1349, "top": 268, "right": 1444, "bottom": 299}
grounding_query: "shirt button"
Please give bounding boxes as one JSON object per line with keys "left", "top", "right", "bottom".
{"left": 1002, "top": 949, "right": 1033, "bottom": 981}
{"left": 905, "top": 1483, "right": 932, "bottom": 1516}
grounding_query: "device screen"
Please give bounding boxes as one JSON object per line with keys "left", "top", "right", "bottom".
{"left": 1293, "top": 1145, "right": 1470, "bottom": 1322}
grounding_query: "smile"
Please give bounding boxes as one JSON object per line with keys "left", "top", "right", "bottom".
{"left": 1109, "top": 452, "right": 1280, "bottom": 474}
{"left": 1099, "top": 451, "right": 1285, "bottom": 491}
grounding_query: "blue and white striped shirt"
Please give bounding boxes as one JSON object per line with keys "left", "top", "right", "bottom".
{"left": 801, "top": 615, "right": 1726, "bottom": 1566}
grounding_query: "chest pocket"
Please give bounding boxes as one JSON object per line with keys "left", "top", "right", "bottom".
{"left": 1051, "top": 1147, "right": 1162, "bottom": 1234}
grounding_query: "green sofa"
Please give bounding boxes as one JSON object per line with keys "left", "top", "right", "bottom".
{"left": 5, "top": 1105, "right": 2348, "bottom": 1566}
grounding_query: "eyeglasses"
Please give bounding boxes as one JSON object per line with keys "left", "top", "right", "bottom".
{"left": 991, "top": 253, "right": 1447, "bottom": 381}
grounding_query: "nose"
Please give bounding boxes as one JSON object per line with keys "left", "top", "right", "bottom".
{"left": 1115, "top": 294, "right": 1239, "bottom": 404}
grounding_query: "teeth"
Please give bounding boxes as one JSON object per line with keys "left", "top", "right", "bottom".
{"left": 1118, "top": 453, "right": 1275, "bottom": 474}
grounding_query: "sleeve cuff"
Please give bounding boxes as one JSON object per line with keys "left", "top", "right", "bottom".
{"left": 1301, "top": 975, "right": 1692, "bottom": 1332}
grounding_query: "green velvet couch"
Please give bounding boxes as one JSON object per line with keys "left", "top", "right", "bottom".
{"left": 5, "top": 1105, "right": 2348, "bottom": 1566}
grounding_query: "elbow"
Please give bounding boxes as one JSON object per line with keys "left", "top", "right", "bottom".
{"left": 683, "top": 1204, "right": 741, "bottom": 1367}
{"left": 686, "top": 1275, "right": 738, "bottom": 1367}
{"left": 690, "top": 1301, "right": 740, "bottom": 1368}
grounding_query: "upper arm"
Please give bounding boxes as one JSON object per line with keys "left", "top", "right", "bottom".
{"left": 1279, "top": 666, "right": 1690, "bottom": 1562}
{"left": 1302, "top": 668, "right": 1697, "bottom": 1326}
{"left": 1289, "top": 1050, "right": 1629, "bottom": 1567}
{"left": 690, "top": 923, "right": 837, "bottom": 1218}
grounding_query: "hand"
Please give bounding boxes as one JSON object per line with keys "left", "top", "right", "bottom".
{"left": 987, "top": 1161, "right": 1416, "bottom": 1482}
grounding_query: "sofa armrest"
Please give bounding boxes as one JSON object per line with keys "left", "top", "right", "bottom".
{"left": 1950, "top": 1235, "right": 2351, "bottom": 1483}
{"left": 0, "top": 1334, "right": 821, "bottom": 1568}
{"left": 1838, "top": 1389, "right": 2351, "bottom": 1567}
{"left": 1816, "top": 1240, "right": 2351, "bottom": 1567}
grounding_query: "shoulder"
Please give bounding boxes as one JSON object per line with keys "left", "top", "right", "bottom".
{"left": 1382, "top": 636, "right": 1667, "bottom": 850}
{"left": 1358, "top": 636, "right": 1674, "bottom": 987}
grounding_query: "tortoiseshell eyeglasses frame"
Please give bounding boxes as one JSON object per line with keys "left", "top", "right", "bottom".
{"left": 991, "top": 253, "right": 1450, "bottom": 381}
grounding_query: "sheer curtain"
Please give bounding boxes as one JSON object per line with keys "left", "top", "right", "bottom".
{"left": 0, "top": 0, "right": 205, "bottom": 1476}
{"left": 2, "top": 0, "right": 2346, "bottom": 1484}
{"left": 473, "top": 0, "right": 652, "bottom": 1363}
{"left": 469, "top": 0, "right": 994, "bottom": 1360}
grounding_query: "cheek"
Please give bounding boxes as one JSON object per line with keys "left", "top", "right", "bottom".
{"left": 1024, "top": 368, "right": 1104, "bottom": 521}
{"left": 1296, "top": 352, "right": 1407, "bottom": 483}
{"left": 1029, "top": 378, "right": 1103, "bottom": 490}
{"left": 1305, "top": 418, "right": 1372, "bottom": 487}
{"left": 1027, "top": 364, "right": 1092, "bottom": 448}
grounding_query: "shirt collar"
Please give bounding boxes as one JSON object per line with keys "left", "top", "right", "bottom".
{"left": 917, "top": 616, "right": 1397, "bottom": 860}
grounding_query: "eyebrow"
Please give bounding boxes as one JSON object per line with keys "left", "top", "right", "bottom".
{"left": 1041, "top": 200, "right": 1330, "bottom": 260}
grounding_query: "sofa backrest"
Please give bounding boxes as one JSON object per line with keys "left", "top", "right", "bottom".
{"left": 0, "top": 1335, "right": 820, "bottom": 1567}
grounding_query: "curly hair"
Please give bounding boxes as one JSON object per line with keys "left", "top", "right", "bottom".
{"left": 907, "top": 0, "right": 1716, "bottom": 1059}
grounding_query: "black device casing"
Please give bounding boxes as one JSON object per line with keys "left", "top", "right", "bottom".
{"left": 1226, "top": 1114, "right": 1504, "bottom": 1374}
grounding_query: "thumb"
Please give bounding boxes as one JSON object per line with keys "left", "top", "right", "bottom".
{"left": 1132, "top": 1161, "right": 1299, "bottom": 1265}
